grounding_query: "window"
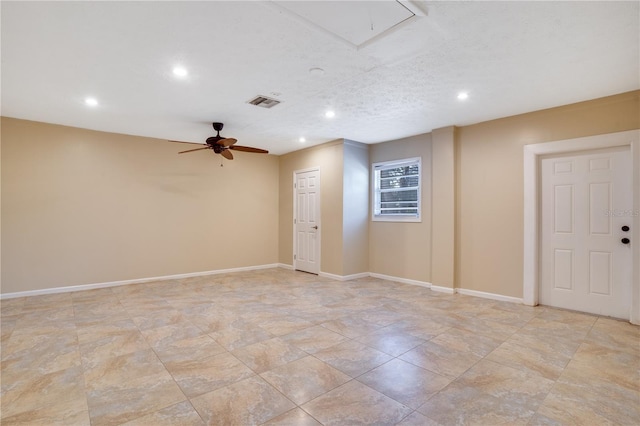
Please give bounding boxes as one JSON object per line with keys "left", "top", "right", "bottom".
{"left": 372, "top": 157, "right": 421, "bottom": 222}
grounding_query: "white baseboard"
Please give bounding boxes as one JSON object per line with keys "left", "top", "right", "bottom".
{"left": 456, "top": 288, "right": 523, "bottom": 304}
{"left": 0, "top": 263, "right": 281, "bottom": 300}
{"left": 277, "top": 263, "right": 294, "bottom": 270}
{"left": 431, "top": 285, "right": 455, "bottom": 294}
{"left": 319, "top": 271, "right": 370, "bottom": 281}
{"left": 2, "top": 264, "right": 523, "bottom": 306}
{"left": 369, "top": 273, "right": 431, "bottom": 288}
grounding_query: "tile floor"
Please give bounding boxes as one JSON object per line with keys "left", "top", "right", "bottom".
{"left": 1, "top": 268, "right": 638, "bottom": 425}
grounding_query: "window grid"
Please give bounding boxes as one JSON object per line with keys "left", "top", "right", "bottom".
{"left": 372, "top": 157, "right": 421, "bottom": 222}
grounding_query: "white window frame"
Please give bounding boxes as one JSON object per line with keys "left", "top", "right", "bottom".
{"left": 372, "top": 157, "right": 422, "bottom": 222}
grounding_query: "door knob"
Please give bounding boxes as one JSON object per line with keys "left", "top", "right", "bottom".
{"left": 312, "top": 226, "right": 318, "bottom": 230}
{"left": 621, "top": 238, "right": 630, "bottom": 244}
{"left": 622, "top": 226, "right": 630, "bottom": 232}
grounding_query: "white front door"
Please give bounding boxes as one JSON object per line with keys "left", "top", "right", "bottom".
{"left": 540, "top": 147, "right": 633, "bottom": 318}
{"left": 294, "top": 169, "right": 320, "bottom": 274}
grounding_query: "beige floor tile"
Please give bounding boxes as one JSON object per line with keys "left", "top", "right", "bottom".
{"left": 313, "top": 340, "right": 393, "bottom": 377}
{"left": 504, "top": 329, "right": 582, "bottom": 359}
{"left": 210, "top": 318, "right": 273, "bottom": 351}
{"left": 256, "top": 316, "right": 314, "bottom": 336}
{"left": 358, "top": 358, "right": 451, "bottom": 409}
{"left": 585, "top": 317, "right": 640, "bottom": 354}
{"left": 455, "top": 317, "right": 521, "bottom": 341}
{"left": 355, "top": 327, "right": 426, "bottom": 357}
{"left": 356, "top": 307, "right": 406, "bottom": 327}
{"left": 260, "top": 356, "right": 351, "bottom": 405}
{"left": 153, "top": 333, "right": 227, "bottom": 364}
{"left": 191, "top": 375, "right": 295, "bottom": 425}
{"left": 262, "top": 407, "right": 322, "bottom": 425}
{"left": 320, "top": 316, "right": 383, "bottom": 338}
{"left": 1, "top": 332, "right": 81, "bottom": 382}
{"left": 0, "top": 398, "right": 90, "bottom": 426}
{"left": 1, "top": 366, "right": 87, "bottom": 420}
{"left": 15, "top": 305, "right": 75, "bottom": 326}
{"left": 140, "top": 322, "right": 205, "bottom": 350}
{"left": 485, "top": 340, "right": 571, "bottom": 381}
{"left": 399, "top": 341, "right": 482, "bottom": 379}
{"left": 281, "top": 325, "right": 348, "bottom": 353}
{"left": 519, "top": 316, "right": 592, "bottom": 342}
{"left": 71, "top": 287, "right": 116, "bottom": 304}
{"left": 2, "top": 269, "right": 638, "bottom": 426}
{"left": 86, "top": 371, "right": 185, "bottom": 426}
{"left": 131, "top": 309, "right": 189, "bottom": 330}
{"left": 21, "top": 293, "right": 72, "bottom": 312}
{"left": 418, "top": 382, "right": 536, "bottom": 425}
{"left": 395, "top": 411, "right": 442, "bottom": 426}
{"left": 535, "top": 379, "right": 640, "bottom": 425}
{"left": 0, "top": 298, "right": 25, "bottom": 317}
{"left": 76, "top": 318, "right": 138, "bottom": 344}
{"left": 231, "top": 337, "right": 307, "bottom": 374}
{"left": 119, "top": 400, "right": 204, "bottom": 426}
{"left": 527, "top": 412, "right": 564, "bottom": 426}
{"left": 383, "top": 318, "right": 451, "bottom": 340}
{"left": 429, "top": 326, "right": 503, "bottom": 357}
{"left": 79, "top": 329, "right": 150, "bottom": 364}
{"left": 566, "top": 341, "right": 640, "bottom": 390}
{"left": 301, "top": 380, "right": 412, "bottom": 426}
{"left": 82, "top": 348, "right": 167, "bottom": 391}
{"left": 164, "top": 351, "right": 255, "bottom": 397}
{"left": 454, "top": 359, "right": 555, "bottom": 406}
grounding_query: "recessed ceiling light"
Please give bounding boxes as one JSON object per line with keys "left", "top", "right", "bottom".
{"left": 309, "top": 67, "right": 325, "bottom": 76}
{"left": 325, "top": 110, "right": 335, "bottom": 118}
{"left": 457, "top": 92, "right": 469, "bottom": 100}
{"left": 84, "top": 97, "right": 98, "bottom": 107}
{"left": 173, "top": 66, "right": 188, "bottom": 77}
{"left": 299, "top": 137, "right": 306, "bottom": 143}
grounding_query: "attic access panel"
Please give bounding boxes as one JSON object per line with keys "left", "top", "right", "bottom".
{"left": 273, "top": 1, "right": 416, "bottom": 49}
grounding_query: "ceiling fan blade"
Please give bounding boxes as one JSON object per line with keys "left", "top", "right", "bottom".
{"left": 178, "top": 147, "right": 210, "bottom": 154}
{"left": 169, "top": 140, "right": 205, "bottom": 146}
{"left": 221, "top": 149, "right": 234, "bottom": 160}
{"left": 229, "top": 145, "right": 269, "bottom": 154}
{"left": 218, "top": 138, "right": 237, "bottom": 147}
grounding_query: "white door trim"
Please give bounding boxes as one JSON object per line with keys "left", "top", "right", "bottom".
{"left": 523, "top": 129, "right": 640, "bottom": 323}
{"left": 293, "top": 167, "right": 321, "bottom": 273}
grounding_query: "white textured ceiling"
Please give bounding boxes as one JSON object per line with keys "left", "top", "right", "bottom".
{"left": 2, "top": 1, "right": 638, "bottom": 155}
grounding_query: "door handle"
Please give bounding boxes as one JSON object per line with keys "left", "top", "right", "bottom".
{"left": 312, "top": 226, "right": 318, "bottom": 230}
{"left": 621, "top": 238, "right": 630, "bottom": 245}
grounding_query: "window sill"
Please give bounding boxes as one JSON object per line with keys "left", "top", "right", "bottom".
{"left": 372, "top": 215, "right": 422, "bottom": 223}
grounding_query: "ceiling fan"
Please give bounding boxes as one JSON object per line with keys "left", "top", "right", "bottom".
{"left": 170, "top": 122, "right": 268, "bottom": 160}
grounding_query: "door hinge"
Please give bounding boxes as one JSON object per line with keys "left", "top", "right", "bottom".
{"left": 294, "top": 183, "right": 297, "bottom": 188}
{"left": 294, "top": 254, "right": 297, "bottom": 260}
{"left": 294, "top": 218, "right": 296, "bottom": 224}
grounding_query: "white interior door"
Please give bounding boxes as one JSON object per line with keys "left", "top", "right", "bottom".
{"left": 540, "top": 147, "right": 633, "bottom": 318}
{"left": 294, "top": 169, "right": 320, "bottom": 274}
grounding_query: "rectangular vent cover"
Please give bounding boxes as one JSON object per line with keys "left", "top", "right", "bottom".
{"left": 248, "top": 95, "right": 281, "bottom": 109}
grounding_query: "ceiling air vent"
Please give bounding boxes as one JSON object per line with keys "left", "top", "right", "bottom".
{"left": 247, "top": 95, "right": 281, "bottom": 109}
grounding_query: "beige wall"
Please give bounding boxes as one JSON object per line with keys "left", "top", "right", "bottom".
{"left": 3, "top": 91, "right": 638, "bottom": 298}
{"left": 456, "top": 91, "right": 640, "bottom": 298}
{"left": 369, "top": 133, "right": 433, "bottom": 282}
{"left": 278, "top": 140, "right": 344, "bottom": 275}
{"left": 1, "top": 117, "right": 279, "bottom": 294}
{"left": 342, "top": 141, "right": 369, "bottom": 276}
